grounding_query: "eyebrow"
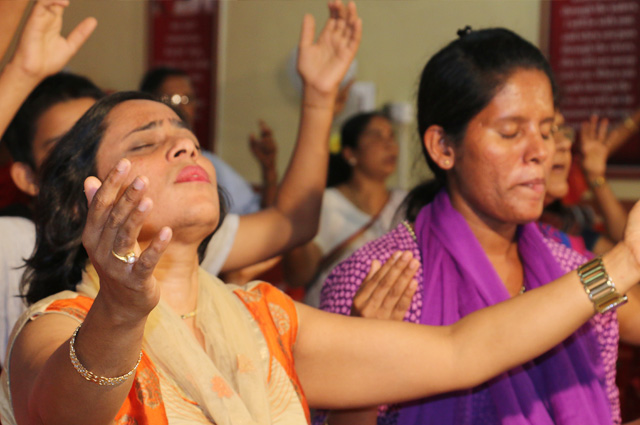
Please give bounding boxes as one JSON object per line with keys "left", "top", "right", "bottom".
{"left": 124, "top": 118, "right": 188, "bottom": 139}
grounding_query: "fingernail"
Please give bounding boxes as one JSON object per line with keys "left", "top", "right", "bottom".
{"left": 132, "top": 177, "right": 145, "bottom": 191}
{"left": 401, "top": 251, "right": 412, "bottom": 261}
{"left": 409, "top": 259, "right": 419, "bottom": 270}
{"left": 116, "top": 159, "right": 128, "bottom": 174}
{"left": 159, "top": 227, "right": 171, "bottom": 241}
{"left": 392, "top": 251, "right": 402, "bottom": 260}
{"left": 137, "top": 198, "right": 151, "bottom": 212}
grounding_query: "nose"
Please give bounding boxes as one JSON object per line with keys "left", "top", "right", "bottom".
{"left": 524, "top": 127, "right": 552, "bottom": 165}
{"left": 167, "top": 137, "right": 199, "bottom": 161}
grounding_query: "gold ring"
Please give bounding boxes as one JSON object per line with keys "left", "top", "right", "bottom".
{"left": 111, "top": 250, "right": 137, "bottom": 264}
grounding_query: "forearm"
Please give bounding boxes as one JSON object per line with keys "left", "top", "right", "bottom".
{"left": 23, "top": 298, "right": 146, "bottom": 425}
{"left": 273, "top": 88, "right": 335, "bottom": 244}
{"left": 282, "top": 242, "right": 322, "bottom": 288}
{"left": 0, "top": 61, "right": 41, "bottom": 140}
{"left": 260, "top": 166, "right": 278, "bottom": 208}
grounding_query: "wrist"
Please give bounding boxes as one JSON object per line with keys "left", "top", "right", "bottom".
{"left": 302, "top": 85, "right": 339, "bottom": 110}
{"left": 1, "top": 61, "right": 41, "bottom": 92}
{"left": 92, "top": 292, "right": 150, "bottom": 328}
{"left": 602, "top": 242, "right": 640, "bottom": 296}
{"left": 587, "top": 175, "right": 606, "bottom": 189}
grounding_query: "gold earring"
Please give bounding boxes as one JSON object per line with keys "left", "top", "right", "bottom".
{"left": 443, "top": 159, "right": 451, "bottom": 167}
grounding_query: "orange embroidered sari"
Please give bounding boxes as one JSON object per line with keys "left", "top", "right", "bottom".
{"left": 0, "top": 269, "right": 308, "bottom": 425}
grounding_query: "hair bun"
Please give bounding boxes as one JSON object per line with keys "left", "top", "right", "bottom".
{"left": 457, "top": 26, "right": 473, "bottom": 38}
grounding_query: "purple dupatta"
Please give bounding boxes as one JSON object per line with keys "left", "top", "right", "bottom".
{"left": 397, "top": 190, "right": 611, "bottom": 425}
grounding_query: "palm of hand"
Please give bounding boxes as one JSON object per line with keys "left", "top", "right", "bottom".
{"left": 15, "top": 1, "right": 95, "bottom": 79}
{"left": 581, "top": 138, "right": 608, "bottom": 177}
{"left": 298, "top": 39, "right": 356, "bottom": 95}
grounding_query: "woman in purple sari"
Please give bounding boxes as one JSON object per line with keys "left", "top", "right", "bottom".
{"left": 317, "top": 27, "right": 640, "bottom": 425}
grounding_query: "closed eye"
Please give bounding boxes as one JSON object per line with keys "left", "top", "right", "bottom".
{"left": 130, "top": 143, "right": 156, "bottom": 152}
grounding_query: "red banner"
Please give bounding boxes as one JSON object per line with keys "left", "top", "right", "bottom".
{"left": 148, "top": 0, "right": 218, "bottom": 150}
{"left": 549, "top": 0, "right": 640, "bottom": 167}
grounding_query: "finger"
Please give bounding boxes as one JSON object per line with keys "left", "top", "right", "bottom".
{"left": 110, "top": 194, "right": 152, "bottom": 267}
{"left": 346, "top": 16, "right": 362, "bottom": 52}
{"left": 355, "top": 254, "right": 398, "bottom": 302}
{"left": 299, "top": 14, "right": 316, "bottom": 49}
{"left": 84, "top": 176, "right": 102, "bottom": 205}
{"left": 391, "top": 279, "right": 418, "bottom": 321}
{"left": 580, "top": 120, "right": 590, "bottom": 144}
{"left": 334, "top": 0, "right": 347, "bottom": 20}
{"left": 132, "top": 226, "right": 172, "bottom": 280}
{"left": 99, "top": 176, "right": 148, "bottom": 259}
{"left": 366, "top": 251, "right": 413, "bottom": 310}
{"left": 380, "top": 257, "right": 419, "bottom": 317}
{"left": 65, "top": 16, "right": 98, "bottom": 54}
{"left": 589, "top": 114, "right": 599, "bottom": 139}
{"left": 85, "top": 158, "right": 131, "bottom": 233}
{"left": 598, "top": 118, "right": 609, "bottom": 144}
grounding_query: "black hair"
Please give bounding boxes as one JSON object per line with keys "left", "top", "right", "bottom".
{"left": 2, "top": 72, "right": 104, "bottom": 169}
{"left": 139, "top": 66, "right": 189, "bottom": 95}
{"left": 23, "top": 91, "right": 226, "bottom": 304}
{"left": 403, "top": 27, "right": 557, "bottom": 221}
{"left": 327, "top": 111, "right": 387, "bottom": 187}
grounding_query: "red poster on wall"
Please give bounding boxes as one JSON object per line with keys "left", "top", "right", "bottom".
{"left": 549, "top": 0, "right": 640, "bottom": 168}
{"left": 148, "top": 0, "right": 218, "bottom": 151}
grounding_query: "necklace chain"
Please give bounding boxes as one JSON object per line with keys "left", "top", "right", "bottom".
{"left": 180, "top": 310, "right": 197, "bottom": 320}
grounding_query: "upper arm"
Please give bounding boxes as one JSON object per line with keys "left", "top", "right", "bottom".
{"left": 9, "top": 313, "right": 79, "bottom": 425}
{"left": 222, "top": 208, "right": 297, "bottom": 272}
{"left": 293, "top": 302, "right": 455, "bottom": 410}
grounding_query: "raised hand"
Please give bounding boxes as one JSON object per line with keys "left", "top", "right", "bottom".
{"left": 351, "top": 251, "right": 419, "bottom": 321}
{"left": 12, "top": 0, "right": 97, "bottom": 80}
{"left": 580, "top": 114, "right": 610, "bottom": 182}
{"left": 297, "top": 0, "right": 362, "bottom": 105}
{"left": 249, "top": 120, "right": 277, "bottom": 172}
{"left": 82, "top": 159, "right": 172, "bottom": 323}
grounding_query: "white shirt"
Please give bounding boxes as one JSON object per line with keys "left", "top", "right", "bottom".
{"left": 0, "top": 217, "right": 35, "bottom": 365}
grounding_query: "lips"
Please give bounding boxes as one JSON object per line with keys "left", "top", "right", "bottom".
{"left": 519, "top": 178, "right": 545, "bottom": 194}
{"left": 175, "top": 165, "right": 210, "bottom": 183}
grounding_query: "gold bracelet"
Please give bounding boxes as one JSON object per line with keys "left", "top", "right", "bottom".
{"left": 589, "top": 176, "right": 606, "bottom": 188}
{"left": 623, "top": 116, "right": 639, "bottom": 132}
{"left": 577, "top": 256, "right": 628, "bottom": 314}
{"left": 69, "top": 324, "right": 142, "bottom": 386}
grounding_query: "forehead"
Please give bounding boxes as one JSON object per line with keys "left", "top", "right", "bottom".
{"left": 159, "top": 75, "right": 193, "bottom": 95}
{"left": 103, "top": 99, "right": 182, "bottom": 140}
{"left": 365, "top": 116, "right": 391, "bottom": 129}
{"left": 33, "top": 97, "right": 96, "bottom": 164}
{"left": 481, "top": 69, "right": 554, "bottom": 119}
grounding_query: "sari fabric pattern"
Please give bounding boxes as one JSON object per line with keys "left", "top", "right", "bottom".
{"left": 0, "top": 270, "right": 308, "bottom": 425}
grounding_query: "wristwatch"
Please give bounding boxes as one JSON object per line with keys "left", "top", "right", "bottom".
{"left": 577, "top": 256, "right": 628, "bottom": 314}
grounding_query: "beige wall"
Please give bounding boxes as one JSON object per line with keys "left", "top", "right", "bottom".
{"left": 62, "top": 1, "right": 146, "bottom": 92}
{"left": 57, "top": 0, "right": 638, "bottom": 201}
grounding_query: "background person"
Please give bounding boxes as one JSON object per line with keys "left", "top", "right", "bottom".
{"left": 284, "top": 111, "right": 407, "bottom": 307}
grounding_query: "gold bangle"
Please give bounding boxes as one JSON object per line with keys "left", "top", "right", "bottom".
{"left": 69, "top": 324, "right": 142, "bottom": 386}
{"left": 623, "top": 116, "right": 639, "bottom": 132}
{"left": 589, "top": 176, "right": 606, "bottom": 188}
{"left": 577, "top": 256, "right": 628, "bottom": 314}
